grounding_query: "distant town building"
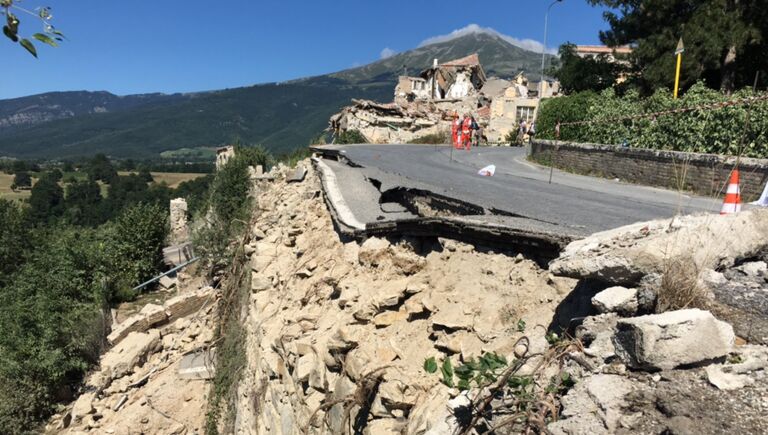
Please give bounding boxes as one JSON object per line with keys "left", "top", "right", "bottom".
{"left": 395, "top": 54, "right": 487, "bottom": 104}
{"left": 574, "top": 45, "right": 633, "bottom": 64}
{"left": 331, "top": 53, "right": 561, "bottom": 144}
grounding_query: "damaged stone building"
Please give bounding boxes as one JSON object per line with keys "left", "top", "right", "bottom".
{"left": 329, "top": 53, "right": 560, "bottom": 144}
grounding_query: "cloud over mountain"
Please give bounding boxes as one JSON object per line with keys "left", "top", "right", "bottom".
{"left": 380, "top": 47, "right": 397, "bottom": 59}
{"left": 419, "top": 24, "right": 556, "bottom": 54}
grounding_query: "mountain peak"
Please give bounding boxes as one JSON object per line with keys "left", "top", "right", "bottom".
{"left": 418, "top": 24, "right": 553, "bottom": 55}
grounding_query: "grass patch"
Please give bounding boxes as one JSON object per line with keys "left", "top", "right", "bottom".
{"left": 411, "top": 132, "right": 449, "bottom": 144}
{"left": 117, "top": 171, "right": 205, "bottom": 188}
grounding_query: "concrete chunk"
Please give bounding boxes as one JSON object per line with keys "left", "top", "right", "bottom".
{"left": 613, "top": 309, "right": 734, "bottom": 370}
{"left": 551, "top": 210, "right": 768, "bottom": 285}
{"left": 107, "top": 303, "right": 168, "bottom": 345}
{"left": 163, "top": 287, "right": 213, "bottom": 321}
{"left": 591, "top": 286, "right": 639, "bottom": 315}
{"left": 287, "top": 166, "right": 307, "bottom": 183}
{"left": 178, "top": 349, "right": 216, "bottom": 380}
{"left": 102, "top": 330, "right": 161, "bottom": 381}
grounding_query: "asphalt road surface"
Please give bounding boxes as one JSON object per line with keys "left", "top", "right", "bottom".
{"left": 319, "top": 144, "right": 723, "bottom": 235}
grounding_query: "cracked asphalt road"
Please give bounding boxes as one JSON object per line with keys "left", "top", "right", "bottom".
{"left": 315, "top": 144, "right": 723, "bottom": 236}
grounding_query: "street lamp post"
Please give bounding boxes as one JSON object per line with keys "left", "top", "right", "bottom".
{"left": 540, "top": 0, "right": 563, "bottom": 98}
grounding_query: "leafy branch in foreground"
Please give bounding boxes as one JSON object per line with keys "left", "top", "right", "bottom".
{"left": 2, "top": 1, "right": 64, "bottom": 57}
{"left": 423, "top": 336, "right": 583, "bottom": 434}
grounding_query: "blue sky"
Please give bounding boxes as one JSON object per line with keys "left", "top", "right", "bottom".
{"left": 1, "top": 0, "right": 611, "bottom": 99}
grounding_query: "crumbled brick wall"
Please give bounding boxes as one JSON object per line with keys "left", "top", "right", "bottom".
{"left": 530, "top": 139, "right": 768, "bottom": 200}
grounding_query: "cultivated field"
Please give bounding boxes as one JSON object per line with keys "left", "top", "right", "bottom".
{"left": 1, "top": 171, "right": 206, "bottom": 201}
{"left": 118, "top": 171, "right": 206, "bottom": 188}
{"left": 0, "top": 172, "right": 31, "bottom": 201}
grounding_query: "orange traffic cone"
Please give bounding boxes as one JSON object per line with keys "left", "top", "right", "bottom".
{"left": 720, "top": 169, "right": 741, "bottom": 214}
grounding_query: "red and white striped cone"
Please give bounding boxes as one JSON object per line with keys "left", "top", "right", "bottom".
{"left": 720, "top": 169, "right": 742, "bottom": 215}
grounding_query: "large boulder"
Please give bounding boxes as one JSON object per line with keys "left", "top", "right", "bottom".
{"left": 550, "top": 210, "right": 768, "bottom": 285}
{"left": 101, "top": 330, "right": 161, "bottom": 381}
{"left": 163, "top": 287, "right": 213, "bottom": 321}
{"left": 107, "top": 303, "right": 168, "bottom": 345}
{"left": 613, "top": 309, "right": 734, "bottom": 370}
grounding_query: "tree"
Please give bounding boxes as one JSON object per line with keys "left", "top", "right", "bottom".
{"left": 0, "top": 198, "right": 29, "bottom": 284}
{"left": 10, "top": 170, "right": 31, "bottom": 190}
{"left": 86, "top": 154, "right": 117, "bottom": 184}
{"left": 101, "top": 202, "right": 169, "bottom": 300}
{"left": 28, "top": 172, "right": 64, "bottom": 223}
{"left": 551, "top": 43, "right": 625, "bottom": 94}
{"left": 138, "top": 166, "right": 154, "bottom": 183}
{"left": 588, "top": 0, "right": 766, "bottom": 94}
{"left": 65, "top": 179, "right": 104, "bottom": 226}
{"left": 1, "top": 1, "right": 64, "bottom": 57}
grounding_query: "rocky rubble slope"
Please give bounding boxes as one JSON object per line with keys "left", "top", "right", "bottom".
{"left": 548, "top": 210, "right": 768, "bottom": 434}
{"left": 49, "top": 286, "right": 217, "bottom": 434}
{"left": 233, "top": 163, "right": 578, "bottom": 434}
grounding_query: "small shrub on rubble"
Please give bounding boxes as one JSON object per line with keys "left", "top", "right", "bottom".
{"left": 335, "top": 129, "right": 367, "bottom": 144}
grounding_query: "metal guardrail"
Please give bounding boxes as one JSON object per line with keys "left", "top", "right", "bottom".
{"left": 131, "top": 256, "right": 200, "bottom": 292}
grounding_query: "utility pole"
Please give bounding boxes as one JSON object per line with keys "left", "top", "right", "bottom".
{"left": 673, "top": 38, "right": 685, "bottom": 99}
{"left": 540, "top": 0, "right": 563, "bottom": 98}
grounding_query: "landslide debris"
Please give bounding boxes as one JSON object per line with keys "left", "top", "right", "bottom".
{"left": 548, "top": 209, "right": 768, "bottom": 435}
{"left": 233, "top": 161, "right": 578, "bottom": 434}
{"left": 47, "top": 282, "right": 217, "bottom": 434}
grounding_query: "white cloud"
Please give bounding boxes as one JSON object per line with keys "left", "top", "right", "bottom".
{"left": 418, "top": 24, "right": 557, "bottom": 54}
{"left": 380, "top": 47, "right": 397, "bottom": 59}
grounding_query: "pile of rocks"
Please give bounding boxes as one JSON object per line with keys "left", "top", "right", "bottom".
{"left": 547, "top": 211, "right": 768, "bottom": 434}
{"left": 52, "top": 286, "right": 217, "bottom": 434}
{"left": 233, "top": 160, "right": 577, "bottom": 434}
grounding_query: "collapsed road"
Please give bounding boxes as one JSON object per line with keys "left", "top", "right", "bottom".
{"left": 310, "top": 144, "right": 723, "bottom": 260}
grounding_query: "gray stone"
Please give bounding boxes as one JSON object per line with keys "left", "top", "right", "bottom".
{"left": 549, "top": 374, "right": 634, "bottom": 435}
{"left": 287, "top": 166, "right": 308, "bottom": 183}
{"left": 576, "top": 314, "right": 619, "bottom": 363}
{"left": 613, "top": 309, "right": 734, "bottom": 370}
{"left": 591, "top": 286, "right": 639, "bottom": 315}
{"left": 705, "top": 364, "right": 754, "bottom": 390}
{"left": 178, "top": 349, "right": 216, "bottom": 380}
{"left": 737, "top": 261, "right": 767, "bottom": 277}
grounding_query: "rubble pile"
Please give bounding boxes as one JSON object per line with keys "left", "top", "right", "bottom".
{"left": 547, "top": 210, "right": 768, "bottom": 434}
{"left": 328, "top": 98, "right": 470, "bottom": 144}
{"left": 50, "top": 286, "right": 218, "bottom": 434}
{"left": 233, "top": 161, "right": 578, "bottom": 433}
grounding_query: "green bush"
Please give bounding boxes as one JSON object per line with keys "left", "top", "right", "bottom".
{"left": 0, "top": 228, "right": 107, "bottom": 432}
{"left": 538, "top": 83, "right": 768, "bottom": 157}
{"left": 335, "top": 129, "right": 367, "bottom": 144}
{"left": 235, "top": 144, "right": 273, "bottom": 171}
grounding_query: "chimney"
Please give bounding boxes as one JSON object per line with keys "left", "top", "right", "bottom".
{"left": 433, "top": 59, "right": 438, "bottom": 67}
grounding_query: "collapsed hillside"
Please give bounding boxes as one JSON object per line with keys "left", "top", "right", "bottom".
{"left": 49, "top": 159, "right": 768, "bottom": 435}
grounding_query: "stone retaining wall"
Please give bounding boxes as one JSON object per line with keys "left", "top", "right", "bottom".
{"left": 530, "top": 139, "right": 768, "bottom": 200}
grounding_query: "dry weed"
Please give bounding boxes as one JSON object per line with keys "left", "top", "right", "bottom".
{"left": 656, "top": 255, "right": 708, "bottom": 312}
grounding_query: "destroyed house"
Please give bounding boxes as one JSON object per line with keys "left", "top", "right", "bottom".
{"left": 395, "top": 54, "right": 487, "bottom": 104}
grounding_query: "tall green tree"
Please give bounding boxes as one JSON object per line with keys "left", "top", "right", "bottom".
{"left": 551, "top": 43, "right": 626, "bottom": 94}
{"left": 28, "top": 172, "right": 64, "bottom": 224}
{"left": 65, "top": 179, "right": 104, "bottom": 226}
{"left": 10, "top": 171, "right": 31, "bottom": 190}
{"left": 589, "top": 0, "right": 766, "bottom": 94}
{"left": 86, "top": 154, "right": 118, "bottom": 184}
{"left": 0, "top": 199, "right": 29, "bottom": 285}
